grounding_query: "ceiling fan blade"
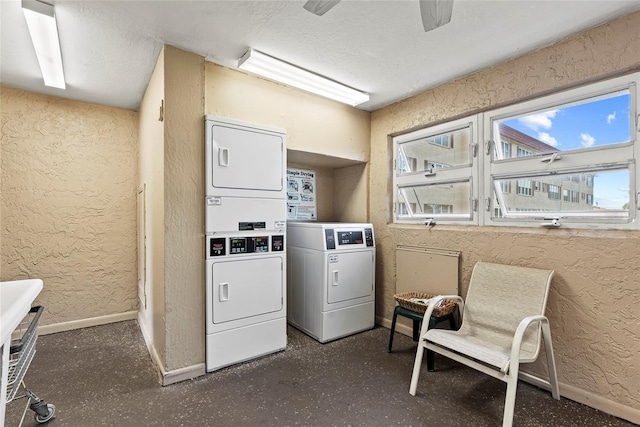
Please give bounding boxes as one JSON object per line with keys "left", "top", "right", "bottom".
{"left": 303, "top": 0, "right": 341, "bottom": 16}
{"left": 419, "top": 0, "right": 454, "bottom": 32}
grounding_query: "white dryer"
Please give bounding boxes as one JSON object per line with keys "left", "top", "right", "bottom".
{"left": 287, "top": 222, "right": 375, "bottom": 343}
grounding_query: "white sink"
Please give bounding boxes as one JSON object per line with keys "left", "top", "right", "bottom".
{"left": 0, "top": 279, "right": 43, "bottom": 345}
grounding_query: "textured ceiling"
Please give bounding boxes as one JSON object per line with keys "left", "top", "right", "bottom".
{"left": 2, "top": 1, "right": 640, "bottom": 112}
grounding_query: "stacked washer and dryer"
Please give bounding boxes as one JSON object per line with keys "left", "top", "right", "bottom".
{"left": 203, "top": 116, "right": 376, "bottom": 372}
{"left": 204, "top": 116, "right": 287, "bottom": 372}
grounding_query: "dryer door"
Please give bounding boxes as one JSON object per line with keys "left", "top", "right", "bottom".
{"left": 212, "top": 256, "right": 284, "bottom": 324}
{"left": 208, "top": 123, "right": 284, "bottom": 193}
{"left": 327, "top": 250, "right": 374, "bottom": 304}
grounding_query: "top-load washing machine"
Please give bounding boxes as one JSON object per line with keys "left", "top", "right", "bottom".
{"left": 287, "top": 222, "right": 375, "bottom": 343}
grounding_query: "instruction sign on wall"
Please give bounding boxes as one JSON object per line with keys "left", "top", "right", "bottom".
{"left": 287, "top": 168, "right": 317, "bottom": 221}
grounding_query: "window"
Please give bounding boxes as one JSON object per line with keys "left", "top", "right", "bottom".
{"left": 516, "top": 179, "right": 533, "bottom": 196}
{"left": 517, "top": 147, "right": 533, "bottom": 157}
{"left": 485, "top": 73, "right": 638, "bottom": 228}
{"left": 393, "top": 117, "right": 478, "bottom": 223}
{"left": 393, "top": 72, "right": 639, "bottom": 229}
{"left": 397, "top": 156, "right": 417, "bottom": 174}
{"left": 427, "top": 135, "right": 452, "bottom": 148}
{"left": 424, "top": 203, "right": 453, "bottom": 214}
{"left": 501, "top": 141, "right": 511, "bottom": 159}
{"left": 571, "top": 190, "right": 580, "bottom": 203}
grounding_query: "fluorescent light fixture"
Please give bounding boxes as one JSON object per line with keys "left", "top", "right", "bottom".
{"left": 22, "top": 0, "right": 65, "bottom": 89}
{"left": 238, "top": 49, "right": 369, "bottom": 106}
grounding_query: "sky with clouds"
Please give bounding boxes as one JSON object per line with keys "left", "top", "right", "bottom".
{"left": 501, "top": 91, "right": 631, "bottom": 209}
{"left": 504, "top": 92, "right": 630, "bottom": 151}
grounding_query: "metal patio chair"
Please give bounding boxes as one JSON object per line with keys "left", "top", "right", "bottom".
{"left": 409, "top": 261, "right": 560, "bottom": 427}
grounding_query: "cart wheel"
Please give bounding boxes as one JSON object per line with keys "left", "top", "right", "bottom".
{"left": 34, "top": 403, "right": 56, "bottom": 424}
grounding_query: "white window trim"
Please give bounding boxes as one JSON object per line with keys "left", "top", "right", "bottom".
{"left": 393, "top": 116, "right": 479, "bottom": 225}
{"left": 391, "top": 72, "right": 640, "bottom": 230}
{"left": 483, "top": 73, "right": 638, "bottom": 229}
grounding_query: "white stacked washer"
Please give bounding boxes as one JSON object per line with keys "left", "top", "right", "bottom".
{"left": 287, "top": 222, "right": 375, "bottom": 343}
{"left": 204, "top": 115, "right": 287, "bottom": 372}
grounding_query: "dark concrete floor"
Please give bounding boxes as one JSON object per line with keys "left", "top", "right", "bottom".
{"left": 5, "top": 321, "right": 636, "bottom": 427}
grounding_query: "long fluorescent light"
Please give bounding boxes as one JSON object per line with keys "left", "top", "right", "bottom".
{"left": 238, "top": 49, "right": 369, "bottom": 106}
{"left": 22, "top": 0, "right": 65, "bottom": 89}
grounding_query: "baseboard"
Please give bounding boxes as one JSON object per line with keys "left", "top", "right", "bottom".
{"left": 137, "top": 312, "right": 206, "bottom": 386}
{"left": 38, "top": 310, "right": 138, "bottom": 335}
{"left": 162, "top": 363, "right": 206, "bottom": 386}
{"left": 137, "top": 312, "right": 165, "bottom": 385}
{"left": 377, "top": 315, "right": 640, "bottom": 424}
{"left": 376, "top": 315, "right": 414, "bottom": 338}
{"left": 521, "top": 371, "right": 640, "bottom": 425}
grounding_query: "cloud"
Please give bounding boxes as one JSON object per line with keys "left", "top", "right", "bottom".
{"left": 537, "top": 132, "right": 558, "bottom": 147}
{"left": 518, "top": 110, "right": 559, "bottom": 131}
{"left": 580, "top": 133, "right": 595, "bottom": 148}
{"left": 607, "top": 111, "right": 616, "bottom": 124}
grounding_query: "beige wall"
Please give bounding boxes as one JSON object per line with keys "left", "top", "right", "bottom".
{"left": 137, "top": 45, "right": 206, "bottom": 378}
{"left": 370, "top": 12, "right": 640, "bottom": 422}
{"left": 205, "top": 63, "right": 371, "bottom": 224}
{"left": 0, "top": 87, "right": 138, "bottom": 325}
{"left": 163, "top": 46, "right": 205, "bottom": 372}
{"left": 138, "top": 47, "right": 166, "bottom": 365}
{"left": 205, "top": 63, "right": 371, "bottom": 162}
{"left": 333, "top": 163, "right": 369, "bottom": 223}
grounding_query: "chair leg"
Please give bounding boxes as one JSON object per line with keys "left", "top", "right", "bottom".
{"left": 388, "top": 306, "right": 400, "bottom": 353}
{"left": 426, "top": 316, "right": 437, "bottom": 372}
{"left": 448, "top": 313, "right": 456, "bottom": 330}
{"left": 502, "top": 370, "right": 519, "bottom": 427}
{"left": 541, "top": 320, "right": 560, "bottom": 400}
{"left": 409, "top": 341, "right": 425, "bottom": 396}
{"left": 412, "top": 318, "right": 420, "bottom": 341}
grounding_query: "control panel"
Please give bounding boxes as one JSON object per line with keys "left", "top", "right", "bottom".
{"left": 271, "top": 235, "right": 284, "bottom": 252}
{"left": 320, "top": 226, "right": 375, "bottom": 251}
{"left": 364, "top": 228, "right": 374, "bottom": 247}
{"left": 208, "top": 235, "right": 284, "bottom": 257}
{"left": 324, "top": 229, "right": 336, "bottom": 250}
{"left": 337, "top": 231, "right": 363, "bottom": 246}
{"left": 209, "top": 237, "right": 226, "bottom": 257}
{"left": 230, "top": 236, "right": 269, "bottom": 254}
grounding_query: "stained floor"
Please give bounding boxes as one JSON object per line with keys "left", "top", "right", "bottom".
{"left": 5, "top": 321, "right": 636, "bottom": 427}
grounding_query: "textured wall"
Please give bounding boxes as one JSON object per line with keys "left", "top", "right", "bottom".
{"left": 333, "top": 163, "right": 369, "bottom": 223}
{"left": 370, "top": 12, "right": 640, "bottom": 420}
{"left": 163, "top": 46, "right": 205, "bottom": 371}
{"left": 138, "top": 47, "right": 166, "bottom": 364}
{"left": 205, "top": 63, "right": 371, "bottom": 162}
{"left": 0, "top": 87, "right": 138, "bottom": 325}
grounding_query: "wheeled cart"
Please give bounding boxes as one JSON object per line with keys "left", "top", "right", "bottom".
{"left": 4, "top": 306, "right": 56, "bottom": 425}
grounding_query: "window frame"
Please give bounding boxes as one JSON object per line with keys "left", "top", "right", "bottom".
{"left": 483, "top": 73, "right": 638, "bottom": 229}
{"left": 393, "top": 116, "right": 479, "bottom": 225}
{"left": 390, "top": 72, "right": 640, "bottom": 230}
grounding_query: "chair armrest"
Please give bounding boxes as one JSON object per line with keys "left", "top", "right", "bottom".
{"left": 507, "top": 315, "right": 548, "bottom": 372}
{"left": 418, "top": 295, "right": 464, "bottom": 338}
